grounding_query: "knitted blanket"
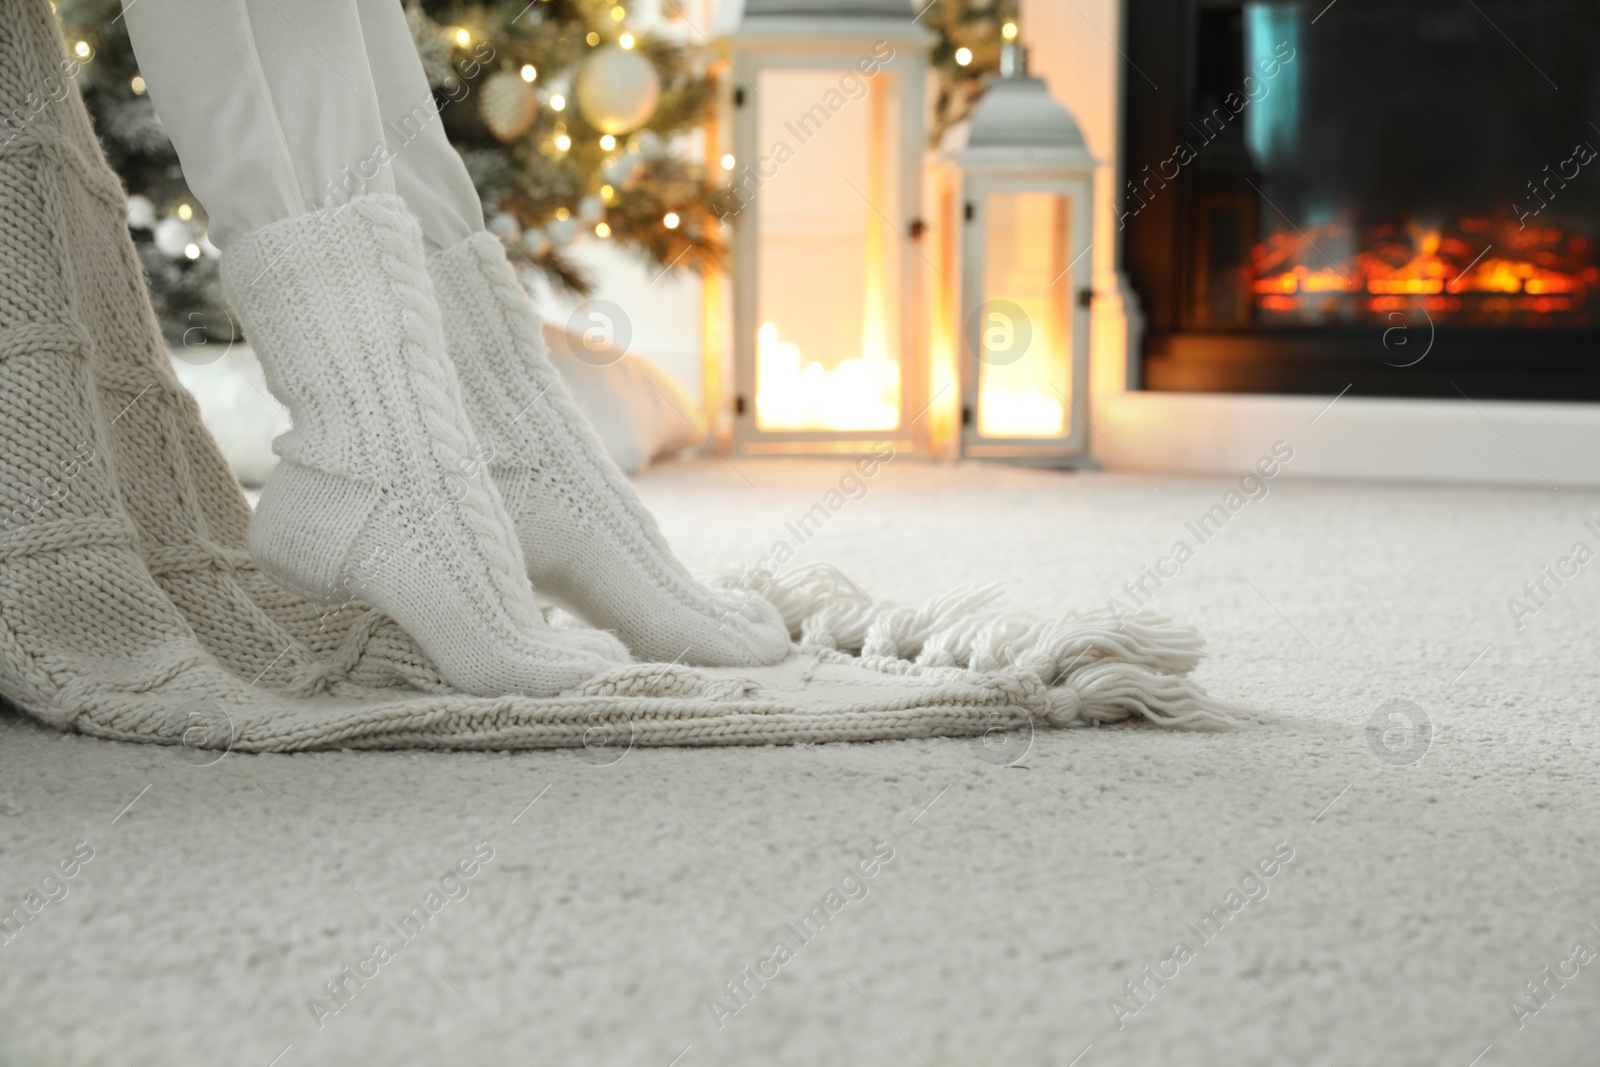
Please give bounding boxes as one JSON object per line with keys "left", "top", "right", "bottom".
{"left": 0, "top": 0, "right": 1233, "bottom": 755}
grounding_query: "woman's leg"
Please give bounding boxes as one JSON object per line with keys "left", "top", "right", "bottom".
{"left": 352, "top": 0, "right": 484, "bottom": 251}
{"left": 121, "top": 0, "right": 391, "bottom": 250}
{"left": 122, "top": 0, "right": 628, "bottom": 695}
{"left": 350, "top": 0, "right": 790, "bottom": 667}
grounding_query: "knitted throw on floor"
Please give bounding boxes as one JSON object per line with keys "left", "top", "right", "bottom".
{"left": 0, "top": 0, "right": 1234, "bottom": 754}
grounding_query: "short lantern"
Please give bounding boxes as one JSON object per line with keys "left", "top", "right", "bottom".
{"left": 953, "top": 43, "right": 1096, "bottom": 465}
{"left": 717, "top": 0, "right": 935, "bottom": 455}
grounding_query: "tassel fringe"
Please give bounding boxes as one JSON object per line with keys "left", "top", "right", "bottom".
{"left": 723, "top": 563, "right": 1239, "bottom": 730}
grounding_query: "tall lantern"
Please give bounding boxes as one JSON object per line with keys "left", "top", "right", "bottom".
{"left": 954, "top": 42, "right": 1097, "bottom": 465}
{"left": 717, "top": 0, "right": 935, "bottom": 456}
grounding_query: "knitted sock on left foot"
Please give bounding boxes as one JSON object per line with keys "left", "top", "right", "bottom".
{"left": 427, "top": 233, "right": 791, "bottom": 668}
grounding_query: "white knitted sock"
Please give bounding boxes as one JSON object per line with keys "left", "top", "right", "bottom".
{"left": 222, "top": 196, "right": 630, "bottom": 696}
{"left": 427, "top": 233, "right": 792, "bottom": 667}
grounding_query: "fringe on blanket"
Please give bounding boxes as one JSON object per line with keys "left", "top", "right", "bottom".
{"left": 728, "top": 564, "right": 1238, "bottom": 729}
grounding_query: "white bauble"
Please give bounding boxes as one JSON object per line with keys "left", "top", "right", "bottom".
{"left": 480, "top": 70, "right": 540, "bottom": 142}
{"left": 545, "top": 216, "right": 578, "bottom": 246}
{"left": 126, "top": 194, "right": 157, "bottom": 230}
{"left": 488, "top": 211, "right": 521, "bottom": 242}
{"left": 575, "top": 45, "right": 661, "bottom": 135}
{"left": 577, "top": 195, "right": 604, "bottom": 223}
{"left": 633, "top": 128, "right": 665, "bottom": 159}
{"left": 153, "top": 217, "right": 192, "bottom": 257}
{"left": 520, "top": 228, "right": 550, "bottom": 256}
{"left": 602, "top": 153, "right": 640, "bottom": 185}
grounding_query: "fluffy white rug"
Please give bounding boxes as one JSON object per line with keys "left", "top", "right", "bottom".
{"left": 3, "top": 459, "right": 1597, "bottom": 1066}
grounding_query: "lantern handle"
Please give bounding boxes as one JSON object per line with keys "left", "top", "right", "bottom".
{"left": 999, "top": 40, "right": 1030, "bottom": 79}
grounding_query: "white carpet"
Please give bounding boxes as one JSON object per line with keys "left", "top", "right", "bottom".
{"left": 3, "top": 458, "right": 1598, "bottom": 1067}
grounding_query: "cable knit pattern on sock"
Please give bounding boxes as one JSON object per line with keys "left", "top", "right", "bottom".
{"left": 427, "top": 233, "right": 792, "bottom": 667}
{"left": 223, "top": 197, "right": 628, "bottom": 696}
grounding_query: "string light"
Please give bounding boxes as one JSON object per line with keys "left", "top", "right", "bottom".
{"left": 183, "top": 243, "right": 201, "bottom": 260}
{"left": 721, "top": 153, "right": 736, "bottom": 171}
{"left": 177, "top": 203, "right": 193, "bottom": 221}
{"left": 586, "top": 31, "right": 600, "bottom": 46}
{"left": 520, "top": 64, "right": 537, "bottom": 82}
{"left": 555, "top": 207, "right": 571, "bottom": 220}
{"left": 555, "top": 133, "right": 572, "bottom": 151}
{"left": 955, "top": 47, "right": 973, "bottom": 66}
{"left": 549, "top": 93, "right": 566, "bottom": 111}
{"left": 610, "top": 5, "right": 626, "bottom": 21}
{"left": 454, "top": 27, "right": 471, "bottom": 46}
{"left": 618, "top": 32, "right": 636, "bottom": 49}
{"left": 595, "top": 222, "right": 612, "bottom": 238}
{"left": 599, "top": 134, "right": 617, "bottom": 151}
{"left": 130, "top": 76, "right": 146, "bottom": 94}
{"left": 601, "top": 184, "right": 616, "bottom": 201}
{"left": 1001, "top": 21, "right": 1019, "bottom": 40}
{"left": 73, "top": 40, "right": 90, "bottom": 58}
{"left": 663, "top": 212, "right": 680, "bottom": 230}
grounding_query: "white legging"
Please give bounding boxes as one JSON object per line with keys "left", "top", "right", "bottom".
{"left": 121, "top": 0, "right": 485, "bottom": 252}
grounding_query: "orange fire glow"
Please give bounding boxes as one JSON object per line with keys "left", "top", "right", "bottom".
{"left": 1250, "top": 218, "right": 1599, "bottom": 325}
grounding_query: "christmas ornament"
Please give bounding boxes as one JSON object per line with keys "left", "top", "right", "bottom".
{"left": 520, "top": 228, "right": 550, "bottom": 257}
{"left": 153, "top": 217, "right": 192, "bottom": 258}
{"left": 633, "top": 128, "right": 665, "bottom": 159}
{"left": 545, "top": 216, "right": 578, "bottom": 247}
{"left": 126, "top": 194, "right": 156, "bottom": 229}
{"left": 480, "top": 69, "right": 540, "bottom": 142}
{"left": 488, "top": 211, "right": 521, "bottom": 241}
{"left": 575, "top": 45, "right": 660, "bottom": 135}
{"left": 601, "top": 154, "right": 640, "bottom": 185}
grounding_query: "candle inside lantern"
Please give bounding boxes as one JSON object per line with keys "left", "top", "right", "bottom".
{"left": 755, "top": 322, "right": 901, "bottom": 431}
{"left": 751, "top": 67, "right": 904, "bottom": 434}
{"left": 976, "top": 191, "right": 1073, "bottom": 438}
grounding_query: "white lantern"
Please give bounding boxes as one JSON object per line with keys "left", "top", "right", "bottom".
{"left": 952, "top": 43, "right": 1097, "bottom": 465}
{"left": 716, "top": 0, "right": 935, "bottom": 456}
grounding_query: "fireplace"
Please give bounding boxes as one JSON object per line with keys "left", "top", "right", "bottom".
{"left": 1122, "top": 0, "right": 1600, "bottom": 400}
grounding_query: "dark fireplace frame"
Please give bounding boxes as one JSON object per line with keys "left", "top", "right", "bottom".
{"left": 1122, "top": 0, "right": 1600, "bottom": 401}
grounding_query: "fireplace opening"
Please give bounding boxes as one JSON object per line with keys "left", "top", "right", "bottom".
{"left": 1123, "top": 0, "right": 1600, "bottom": 399}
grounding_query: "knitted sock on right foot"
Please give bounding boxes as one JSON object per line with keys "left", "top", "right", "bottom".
{"left": 427, "top": 233, "right": 792, "bottom": 668}
{"left": 223, "top": 196, "right": 629, "bottom": 696}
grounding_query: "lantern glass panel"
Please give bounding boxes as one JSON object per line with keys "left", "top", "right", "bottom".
{"left": 754, "top": 67, "right": 904, "bottom": 433}
{"left": 977, "top": 191, "right": 1073, "bottom": 439}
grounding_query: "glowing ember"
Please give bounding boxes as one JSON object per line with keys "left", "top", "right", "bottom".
{"left": 1250, "top": 217, "right": 1600, "bottom": 325}
{"left": 755, "top": 323, "right": 900, "bottom": 432}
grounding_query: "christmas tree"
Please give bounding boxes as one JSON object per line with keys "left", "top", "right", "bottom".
{"left": 407, "top": 0, "right": 728, "bottom": 295}
{"left": 919, "top": 0, "right": 1016, "bottom": 142}
{"left": 54, "top": 0, "right": 1006, "bottom": 341}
